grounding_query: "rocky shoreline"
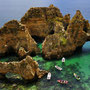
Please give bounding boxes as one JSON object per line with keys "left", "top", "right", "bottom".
{"left": 0, "top": 4, "right": 90, "bottom": 80}
{"left": 0, "top": 56, "right": 47, "bottom": 80}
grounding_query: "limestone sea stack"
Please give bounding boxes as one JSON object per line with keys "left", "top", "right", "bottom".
{"left": 42, "top": 10, "right": 90, "bottom": 59}
{"left": 0, "top": 56, "right": 48, "bottom": 80}
{"left": 20, "top": 4, "right": 63, "bottom": 38}
{"left": 67, "top": 10, "right": 89, "bottom": 47}
{"left": 0, "top": 20, "right": 40, "bottom": 57}
{"left": 0, "top": 4, "right": 90, "bottom": 60}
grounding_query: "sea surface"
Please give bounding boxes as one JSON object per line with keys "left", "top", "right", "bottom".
{"left": 0, "top": 0, "right": 90, "bottom": 90}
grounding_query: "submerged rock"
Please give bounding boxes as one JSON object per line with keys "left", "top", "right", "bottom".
{"left": 0, "top": 56, "right": 47, "bottom": 80}
{"left": 0, "top": 20, "right": 40, "bottom": 57}
{"left": 20, "top": 4, "right": 63, "bottom": 38}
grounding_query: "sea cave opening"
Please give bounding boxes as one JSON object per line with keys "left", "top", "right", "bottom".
{"left": 0, "top": 46, "right": 19, "bottom": 62}
{"left": 32, "top": 36, "right": 45, "bottom": 43}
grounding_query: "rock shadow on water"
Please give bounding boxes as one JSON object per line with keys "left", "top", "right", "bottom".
{"left": 0, "top": 72, "right": 39, "bottom": 90}
{"left": 66, "top": 44, "right": 90, "bottom": 61}
{"left": 32, "top": 36, "right": 45, "bottom": 43}
{"left": 36, "top": 62, "right": 89, "bottom": 90}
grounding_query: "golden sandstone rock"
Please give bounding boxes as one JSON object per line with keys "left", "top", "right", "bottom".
{"left": 0, "top": 20, "right": 40, "bottom": 57}
{"left": 20, "top": 5, "right": 63, "bottom": 38}
{"left": 0, "top": 56, "right": 47, "bottom": 80}
{"left": 0, "top": 5, "right": 90, "bottom": 80}
{"left": 42, "top": 9, "right": 89, "bottom": 59}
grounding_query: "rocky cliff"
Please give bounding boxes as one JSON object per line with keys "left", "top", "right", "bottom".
{"left": 20, "top": 4, "right": 63, "bottom": 38}
{"left": 42, "top": 33, "right": 76, "bottom": 59}
{"left": 42, "top": 10, "right": 90, "bottom": 59}
{"left": 0, "top": 5, "right": 90, "bottom": 66}
{"left": 67, "top": 10, "right": 88, "bottom": 47}
{"left": 0, "top": 20, "right": 40, "bottom": 57}
{"left": 0, "top": 56, "right": 47, "bottom": 80}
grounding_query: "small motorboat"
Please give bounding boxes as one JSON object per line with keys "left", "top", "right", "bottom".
{"left": 55, "top": 65, "right": 62, "bottom": 71}
{"left": 57, "top": 80, "right": 68, "bottom": 84}
{"left": 62, "top": 57, "right": 65, "bottom": 63}
{"left": 73, "top": 73, "right": 80, "bottom": 80}
{"left": 47, "top": 72, "right": 51, "bottom": 80}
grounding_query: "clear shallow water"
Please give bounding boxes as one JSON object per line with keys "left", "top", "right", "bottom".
{"left": 32, "top": 42, "right": 90, "bottom": 90}
{"left": 0, "top": 0, "right": 90, "bottom": 90}
{"left": 0, "top": 42, "right": 90, "bottom": 90}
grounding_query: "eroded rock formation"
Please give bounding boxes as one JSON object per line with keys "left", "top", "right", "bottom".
{"left": 42, "top": 33, "right": 76, "bottom": 59}
{"left": 87, "top": 24, "right": 90, "bottom": 41}
{"left": 0, "top": 5, "right": 90, "bottom": 61}
{"left": 63, "top": 14, "right": 70, "bottom": 30}
{"left": 0, "top": 20, "right": 40, "bottom": 57}
{"left": 0, "top": 56, "right": 47, "bottom": 80}
{"left": 67, "top": 10, "right": 88, "bottom": 47}
{"left": 42, "top": 10, "right": 90, "bottom": 59}
{"left": 20, "top": 4, "right": 63, "bottom": 38}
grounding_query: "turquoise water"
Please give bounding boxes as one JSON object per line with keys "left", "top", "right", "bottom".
{"left": 0, "top": 42, "right": 90, "bottom": 90}
{"left": 32, "top": 42, "right": 90, "bottom": 90}
{"left": 0, "top": 0, "right": 90, "bottom": 90}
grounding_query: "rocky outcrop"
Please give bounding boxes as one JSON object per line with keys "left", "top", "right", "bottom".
{"left": 0, "top": 5, "right": 90, "bottom": 60}
{"left": 68, "top": 10, "right": 89, "bottom": 32}
{"left": 20, "top": 4, "right": 63, "bottom": 38}
{"left": 0, "top": 20, "right": 40, "bottom": 57}
{"left": 87, "top": 24, "right": 90, "bottom": 41}
{"left": 0, "top": 56, "right": 47, "bottom": 80}
{"left": 87, "top": 33, "right": 90, "bottom": 41}
{"left": 54, "top": 18, "right": 65, "bottom": 33}
{"left": 18, "top": 47, "right": 27, "bottom": 57}
{"left": 63, "top": 14, "right": 70, "bottom": 30}
{"left": 42, "top": 33, "right": 76, "bottom": 59}
{"left": 67, "top": 10, "right": 88, "bottom": 47}
{"left": 42, "top": 10, "right": 89, "bottom": 59}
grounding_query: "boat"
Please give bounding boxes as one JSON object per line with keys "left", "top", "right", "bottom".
{"left": 57, "top": 80, "right": 68, "bottom": 84}
{"left": 62, "top": 57, "right": 65, "bottom": 63}
{"left": 73, "top": 73, "right": 80, "bottom": 80}
{"left": 55, "top": 65, "right": 62, "bottom": 71}
{"left": 47, "top": 72, "right": 51, "bottom": 80}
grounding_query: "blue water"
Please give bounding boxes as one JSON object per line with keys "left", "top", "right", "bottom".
{"left": 0, "top": 0, "right": 90, "bottom": 90}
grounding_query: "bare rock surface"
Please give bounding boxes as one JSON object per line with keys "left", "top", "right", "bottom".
{"left": 67, "top": 10, "right": 88, "bottom": 47}
{"left": 0, "top": 5, "right": 90, "bottom": 60}
{"left": 0, "top": 20, "right": 40, "bottom": 57}
{"left": 42, "top": 33, "right": 76, "bottom": 59}
{"left": 0, "top": 56, "right": 47, "bottom": 80}
{"left": 87, "top": 24, "right": 90, "bottom": 41}
{"left": 42, "top": 10, "right": 89, "bottom": 59}
{"left": 20, "top": 4, "right": 63, "bottom": 38}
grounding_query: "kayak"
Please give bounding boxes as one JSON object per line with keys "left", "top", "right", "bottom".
{"left": 73, "top": 73, "right": 80, "bottom": 80}
{"left": 47, "top": 72, "right": 51, "bottom": 80}
{"left": 55, "top": 65, "right": 62, "bottom": 71}
{"left": 57, "top": 80, "right": 68, "bottom": 84}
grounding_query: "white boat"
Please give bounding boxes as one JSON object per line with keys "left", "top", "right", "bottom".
{"left": 55, "top": 65, "right": 62, "bottom": 71}
{"left": 47, "top": 72, "right": 51, "bottom": 80}
{"left": 62, "top": 57, "right": 65, "bottom": 63}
